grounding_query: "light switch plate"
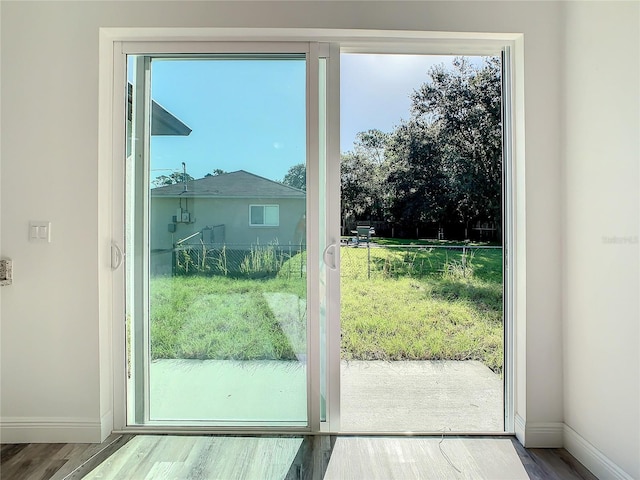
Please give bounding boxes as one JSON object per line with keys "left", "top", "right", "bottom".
{"left": 29, "top": 221, "right": 51, "bottom": 242}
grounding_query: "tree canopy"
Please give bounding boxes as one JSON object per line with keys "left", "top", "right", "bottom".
{"left": 152, "top": 171, "right": 195, "bottom": 187}
{"left": 205, "top": 168, "right": 227, "bottom": 177}
{"left": 341, "top": 57, "right": 502, "bottom": 240}
{"left": 282, "top": 163, "right": 306, "bottom": 191}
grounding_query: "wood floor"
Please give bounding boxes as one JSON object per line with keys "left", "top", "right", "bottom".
{"left": 0, "top": 435, "right": 130, "bottom": 480}
{"left": 1, "top": 435, "right": 598, "bottom": 480}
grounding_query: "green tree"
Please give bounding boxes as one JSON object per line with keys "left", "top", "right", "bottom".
{"left": 353, "top": 129, "right": 389, "bottom": 163}
{"left": 152, "top": 171, "right": 195, "bottom": 187}
{"left": 384, "top": 120, "right": 449, "bottom": 228}
{"left": 340, "top": 129, "right": 390, "bottom": 233}
{"left": 410, "top": 57, "right": 502, "bottom": 235}
{"left": 205, "top": 168, "right": 227, "bottom": 177}
{"left": 282, "top": 163, "right": 306, "bottom": 191}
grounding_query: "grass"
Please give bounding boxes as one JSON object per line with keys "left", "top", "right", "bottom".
{"left": 150, "top": 275, "right": 306, "bottom": 361}
{"left": 149, "top": 241, "right": 504, "bottom": 373}
{"left": 363, "top": 237, "right": 501, "bottom": 247}
{"left": 340, "top": 245, "right": 503, "bottom": 372}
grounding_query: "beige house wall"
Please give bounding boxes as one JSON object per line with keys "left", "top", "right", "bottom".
{"left": 151, "top": 196, "right": 306, "bottom": 251}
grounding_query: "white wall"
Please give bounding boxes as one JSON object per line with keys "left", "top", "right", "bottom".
{"left": 0, "top": 2, "right": 628, "bottom": 475}
{"left": 0, "top": 0, "right": 564, "bottom": 444}
{"left": 1, "top": 2, "right": 104, "bottom": 442}
{"left": 562, "top": 2, "right": 640, "bottom": 478}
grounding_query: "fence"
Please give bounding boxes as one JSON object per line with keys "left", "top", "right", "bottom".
{"left": 151, "top": 242, "right": 307, "bottom": 279}
{"left": 151, "top": 240, "right": 501, "bottom": 282}
{"left": 339, "top": 242, "right": 503, "bottom": 281}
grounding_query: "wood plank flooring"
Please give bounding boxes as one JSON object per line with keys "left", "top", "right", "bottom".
{"left": 0, "top": 443, "right": 76, "bottom": 480}
{"left": 83, "top": 436, "right": 303, "bottom": 479}
{"left": 1, "top": 435, "right": 599, "bottom": 480}
{"left": 511, "top": 439, "right": 598, "bottom": 480}
{"left": 324, "top": 437, "right": 530, "bottom": 479}
{"left": 0, "top": 435, "right": 128, "bottom": 480}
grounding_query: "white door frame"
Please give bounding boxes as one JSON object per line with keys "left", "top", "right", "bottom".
{"left": 112, "top": 41, "right": 327, "bottom": 432}
{"left": 99, "top": 28, "right": 525, "bottom": 435}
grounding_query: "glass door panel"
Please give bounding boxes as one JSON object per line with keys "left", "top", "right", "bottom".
{"left": 127, "top": 53, "right": 309, "bottom": 426}
{"left": 337, "top": 53, "right": 505, "bottom": 432}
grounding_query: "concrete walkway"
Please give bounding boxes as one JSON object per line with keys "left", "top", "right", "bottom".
{"left": 149, "top": 359, "right": 502, "bottom": 431}
{"left": 341, "top": 360, "right": 502, "bottom": 432}
{"left": 149, "top": 359, "right": 307, "bottom": 423}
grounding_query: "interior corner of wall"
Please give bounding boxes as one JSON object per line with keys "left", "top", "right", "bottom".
{"left": 564, "top": 424, "right": 636, "bottom": 480}
{"left": 100, "top": 409, "right": 114, "bottom": 442}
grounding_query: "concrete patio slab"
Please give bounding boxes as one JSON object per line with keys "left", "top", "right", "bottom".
{"left": 148, "top": 359, "right": 502, "bottom": 432}
{"left": 340, "top": 360, "right": 503, "bottom": 432}
{"left": 149, "top": 359, "right": 307, "bottom": 423}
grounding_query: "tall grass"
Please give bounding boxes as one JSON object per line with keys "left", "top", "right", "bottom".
{"left": 239, "top": 242, "right": 284, "bottom": 276}
{"left": 173, "top": 242, "right": 303, "bottom": 278}
{"left": 150, "top": 276, "right": 306, "bottom": 361}
{"left": 150, "top": 244, "right": 504, "bottom": 372}
{"left": 340, "top": 246, "right": 503, "bottom": 372}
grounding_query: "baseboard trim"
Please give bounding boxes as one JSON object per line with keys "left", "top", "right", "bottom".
{"left": 100, "top": 410, "right": 114, "bottom": 442}
{"left": 564, "top": 424, "right": 633, "bottom": 480}
{"left": 0, "top": 417, "right": 103, "bottom": 443}
{"left": 516, "top": 418, "right": 564, "bottom": 448}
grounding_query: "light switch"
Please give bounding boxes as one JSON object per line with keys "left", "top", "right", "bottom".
{"left": 29, "top": 221, "right": 51, "bottom": 243}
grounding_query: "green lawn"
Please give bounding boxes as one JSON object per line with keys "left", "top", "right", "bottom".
{"left": 150, "top": 275, "right": 306, "bottom": 361}
{"left": 339, "top": 245, "right": 503, "bottom": 372}
{"left": 149, "top": 242, "right": 504, "bottom": 373}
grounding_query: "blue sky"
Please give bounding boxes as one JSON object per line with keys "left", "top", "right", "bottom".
{"left": 133, "top": 54, "right": 469, "bottom": 182}
{"left": 146, "top": 58, "right": 306, "bottom": 181}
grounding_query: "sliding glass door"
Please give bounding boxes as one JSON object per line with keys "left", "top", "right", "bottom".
{"left": 125, "top": 47, "right": 329, "bottom": 427}
{"left": 118, "top": 40, "right": 511, "bottom": 434}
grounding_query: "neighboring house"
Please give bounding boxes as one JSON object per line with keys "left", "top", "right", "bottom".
{"left": 150, "top": 170, "right": 306, "bottom": 254}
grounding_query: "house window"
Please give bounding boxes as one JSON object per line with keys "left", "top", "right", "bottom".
{"left": 250, "top": 205, "right": 279, "bottom": 226}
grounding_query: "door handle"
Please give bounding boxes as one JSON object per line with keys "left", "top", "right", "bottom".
{"left": 323, "top": 243, "right": 337, "bottom": 271}
{"left": 111, "top": 243, "right": 124, "bottom": 270}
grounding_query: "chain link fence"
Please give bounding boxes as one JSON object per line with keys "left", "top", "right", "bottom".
{"left": 151, "top": 240, "right": 501, "bottom": 282}
{"left": 151, "top": 242, "right": 307, "bottom": 279}
{"left": 339, "top": 242, "right": 503, "bottom": 280}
